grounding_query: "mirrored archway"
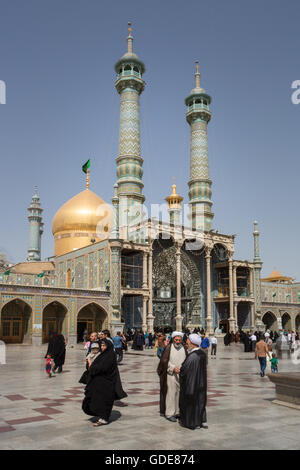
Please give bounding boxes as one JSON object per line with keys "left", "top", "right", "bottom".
{"left": 0, "top": 299, "right": 32, "bottom": 344}
{"left": 42, "top": 301, "right": 68, "bottom": 344}
{"left": 77, "top": 303, "right": 108, "bottom": 343}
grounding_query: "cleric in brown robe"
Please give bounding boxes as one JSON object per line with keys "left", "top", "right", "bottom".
{"left": 179, "top": 333, "right": 208, "bottom": 430}
{"left": 157, "top": 332, "right": 188, "bottom": 417}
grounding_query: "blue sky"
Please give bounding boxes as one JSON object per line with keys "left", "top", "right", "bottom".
{"left": 0, "top": 0, "right": 299, "bottom": 278}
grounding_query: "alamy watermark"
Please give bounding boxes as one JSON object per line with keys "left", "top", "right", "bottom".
{"left": 0, "top": 80, "right": 6, "bottom": 104}
{"left": 291, "top": 80, "right": 300, "bottom": 104}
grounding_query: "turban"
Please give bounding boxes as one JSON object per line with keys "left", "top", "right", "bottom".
{"left": 264, "top": 332, "right": 270, "bottom": 337}
{"left": 189, "top": 333, "right": 202, "bottom": 347}
{"left": 172, "top": 331, "right": 184, "bottom": 339}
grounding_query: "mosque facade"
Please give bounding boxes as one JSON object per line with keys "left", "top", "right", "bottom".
{"left": 0, "top": 25, "right": 299, "bottom": 345}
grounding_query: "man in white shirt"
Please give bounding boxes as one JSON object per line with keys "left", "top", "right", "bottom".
{"left": 211, "top": 334, "right": 218, "bottom": 356}
{"left": 250, "top": 333, "right": 257, "bottom": 352}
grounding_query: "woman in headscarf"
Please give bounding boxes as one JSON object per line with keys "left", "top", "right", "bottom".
{"left": 52, "top": 334, "right": 66, "bottom": 373}
{"left": 82, "top": 338, "right": 127, "bottom": 426}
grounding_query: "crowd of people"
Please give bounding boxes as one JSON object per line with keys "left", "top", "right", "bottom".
{"left": 78, "top": 328, "right": 210, "bottom": 429}
{"left": 43, "top": 325, "right": 297, "bottom": 428}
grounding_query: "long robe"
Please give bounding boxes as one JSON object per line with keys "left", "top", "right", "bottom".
{"left": 179, "top": 349, "right": 207, "bottom": 429}
{"left": 157, "top": 344, "right": 188, "bottom": 416}
{"left": 82, "top": 342, "right": 127, "bottom": 421}
{"left": 50, "top": 334, "right": 66, "bottom": 368}
{"left": 224, "top": 332, "right": 231, "bottom": 346}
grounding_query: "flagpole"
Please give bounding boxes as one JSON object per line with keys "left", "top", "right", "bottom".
{"left": 86, "top": 169, "right": 90, "bottom": 189}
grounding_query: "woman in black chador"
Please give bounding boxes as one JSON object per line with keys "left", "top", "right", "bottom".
{"left": 45, "top": 333, "right": 66, "bottom": 373}
{"left": 82, "top": 338, "right": 127, "bottom": 426}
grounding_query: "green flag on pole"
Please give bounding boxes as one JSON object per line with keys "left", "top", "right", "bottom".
{"left": 4, "top": 269, "right": 10, "bottom": 276}
{"left": 82, "top": 159, "right": 91, "bottom": 174}
{"left": 272, "top": 292, "right": 276, "bottom": 298}
{"left": 37, "top": 272, "right": 45, "bottom": 278}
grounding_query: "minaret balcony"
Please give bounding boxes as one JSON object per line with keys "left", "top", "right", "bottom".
{"left": 115, "top": 75, "right": 145, "bottom": 94}
{"left": 188, "top": 103, "right": 210, "bottom": 112}
{"left": 186, "top": 107, "right": 211, "bottom": 124}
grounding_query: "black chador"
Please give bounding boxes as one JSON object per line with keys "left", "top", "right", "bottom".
{"left": 179, "top": 349, "right": 207, "bottom": 429}
{"left": 82, "top": 340, "right": 127, "bottom": 422}
{"left": 45, "top": 334, "right": 66, "bottom": 372}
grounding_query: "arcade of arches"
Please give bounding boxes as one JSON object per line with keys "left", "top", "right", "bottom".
{"left": 262, "top": 311, "right": 295, "bottom": 331}
{"left": 0, "top": 299, "right": 108, "bottom": 344}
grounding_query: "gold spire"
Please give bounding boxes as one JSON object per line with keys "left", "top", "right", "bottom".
{"left": 86, "top": 169, "right": 90, "bottom": 189}
{"left": 165, "top": 178, "right": 183, "bottom": 208}
{"left": 127, "top": 21, "right": 133, "bottom": 54}
{"left": 195, "top": 61, "right": 201, "bottom": 89}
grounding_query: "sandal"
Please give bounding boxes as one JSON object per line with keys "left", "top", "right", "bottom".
{"left": 93, "top": 419, "right": 108, "bottom": 426}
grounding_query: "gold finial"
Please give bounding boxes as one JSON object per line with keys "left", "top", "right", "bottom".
{"left": 165, "top": 179, "right": 183, "bottom": 208}
{"left": 127, "top": 21, "right": 133, "bottom": 53}
{"left": 86, "top": 169, "right": 90, "bottom": 190}
{"left": 195, "top": 60, "right": 201, "bottom": 89}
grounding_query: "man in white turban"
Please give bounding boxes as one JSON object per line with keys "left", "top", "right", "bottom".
{"left": 179, "top": 333, "right": 208, "bottom": 429}
{"left": 157, "top": 331, "right": 187, "bottom": 422}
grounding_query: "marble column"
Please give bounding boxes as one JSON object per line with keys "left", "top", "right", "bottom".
{"left": 234, "top": 301, "right": 238, "bottom": 329}
{"left": 250, "top": 302, "right": 255, "bottom": 329}
{"left": 109, "top": 241, "right": 123, "bottom": 332}
{"left": 233, "top": 265, "right": 237, "bottom": 296}
{"left": 142, "top": 296, "right": 147, "bottom": 332}
{"left": 142, "top": 252, "right": 148, "bottom": 289}
{"left": 147, "top": 247, "right": 154, "bottom": 332}
{"left": 249, "top": 268, "right": 254, "bottom": 296}
{"left": 228, "top": 254, "right": 235, "bottom": 331}
{"left": 205, "top": 247, "right": 213, "bottom": 334}
{"left": 175, "top": 243, "right": 183, "bottom": 332}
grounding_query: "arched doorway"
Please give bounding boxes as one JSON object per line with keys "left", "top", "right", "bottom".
{"left": 296, "top": 314, "right": 300, "bottom": 332}
{"left": 219, "top": 319, "right": 229, "bottom": 333}
{"left": 262, "top": 311, "right": 277, "bottom": 330}
{"left": 77, "top": 303, "right": 107, "bottom": 343}
{"left": 282, "top": 312, "right": 291, "bottom": 330}
{"left": 0, "top": 299, "right": 32, "bottom": 344}
{"left": 42, "top": 301, "right": 68, "bottom": 343}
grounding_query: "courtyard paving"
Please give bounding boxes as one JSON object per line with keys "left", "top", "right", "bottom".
{"left": 0, "top": 342, "right": 300, "bottom": 450}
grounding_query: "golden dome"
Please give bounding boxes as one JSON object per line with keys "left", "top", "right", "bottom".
{"left": 52, "top": 189, "right": 113, "bottom": 257}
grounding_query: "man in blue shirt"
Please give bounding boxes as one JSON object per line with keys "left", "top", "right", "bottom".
{"left": 112, "top": 332, "right": 125, "bottom": 363}
{"left": 200, "top": 333, "right": 210, "bottom": 364}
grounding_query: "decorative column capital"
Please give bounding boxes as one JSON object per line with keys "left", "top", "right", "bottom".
{"left": 204, "top": 245, "right": 213, "bottom": 258}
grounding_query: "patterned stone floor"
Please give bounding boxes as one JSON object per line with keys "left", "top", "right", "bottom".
{"left": 0, "top": 343, "right": 300, "bottom": 450}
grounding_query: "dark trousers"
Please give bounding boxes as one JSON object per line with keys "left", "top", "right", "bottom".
{"left": 115, "top": 348, "right": 123, "bottom": 363}
{"left": 211, "top": 344, "right": 217, "bottom": 355}
{"left": 251, "top": 341, "right": 257, "bottom": 352}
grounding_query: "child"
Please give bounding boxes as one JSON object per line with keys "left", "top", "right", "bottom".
{"left": 86, "top": 343, "right": 100, "bottom": 368}
{"left": 45, "top": 354, "right": 53, "bottom": 378}
{"left": 270, "top": 353, "right": 279, "bottom": 373}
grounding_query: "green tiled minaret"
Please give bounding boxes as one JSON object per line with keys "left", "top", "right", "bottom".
{"left": 114, "top": 23, "right": 146, "bottom": 240}
{"left": 27, "top": 187, "right": 43, "bottom": 261}
{"left": 185, "top": 62, "right": 214, "bottom": 231}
